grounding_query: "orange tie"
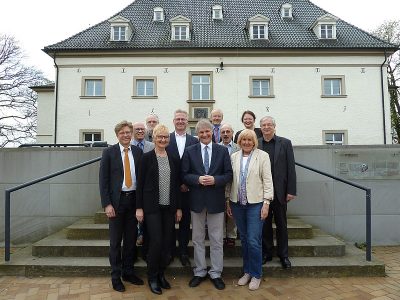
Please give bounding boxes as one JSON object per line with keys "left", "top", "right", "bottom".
{"left": 124, "top": 148, "right": 132, "bottom": 188}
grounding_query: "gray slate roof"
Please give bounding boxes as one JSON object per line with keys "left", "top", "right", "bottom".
{"left": 44, "top": 0, "right": 397, "bottom": 53}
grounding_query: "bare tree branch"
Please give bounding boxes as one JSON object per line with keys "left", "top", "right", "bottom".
{"left": 0, "top": 34, "right": 50, "bottom": 147}
{"left": 372, "top": 20, "right": 400, "bottom": 144}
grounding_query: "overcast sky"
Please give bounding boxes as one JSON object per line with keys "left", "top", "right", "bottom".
{"left": 1, "top": 0, "right": 399, "bottom": 81}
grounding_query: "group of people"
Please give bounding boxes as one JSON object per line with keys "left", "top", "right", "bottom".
{"left": 99, "top": 108, "right": 297, "bottom": 294}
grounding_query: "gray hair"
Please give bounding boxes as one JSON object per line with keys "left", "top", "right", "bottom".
{"left": 146, "top": 114, "right": 159, "bottom": 122}
{"left": 259, "top": 116, "right": 276, "bottom": 127}
{"left": 174, "top": 109, "right": 188, "bottom": 118}
{"left": 220, "top": 123, "right": 234, "bottom": 132}
{"left": 211, "top": 108, "right": 223, "bottom": 116}
{"left": 195, "top": 119, "right": 213, "bottom": 133}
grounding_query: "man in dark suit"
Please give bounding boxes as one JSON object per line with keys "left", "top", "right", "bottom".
{"left": 182, "top": 119, "right": 233, "bottom": 290}
{"left": 99, "top": 120, "right": 144, "bottom": 292}
{"left": 166, "top": 109, "right": 198, "bottom": 267}
{"left": 258, "top": 116, "right": 297, "bottom": 269}
{"left": 210, "top": 108, "right": 223, "bottom": 143}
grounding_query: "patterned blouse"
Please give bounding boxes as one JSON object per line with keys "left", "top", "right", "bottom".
{"left": 157, "top": 155, "right": 171, "bottom": 206}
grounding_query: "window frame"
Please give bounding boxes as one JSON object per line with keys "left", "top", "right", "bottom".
{"left": 320, "top": 24, "right": 336, "bottom": 39}
{"left": 112, "top": 26, "right": 127, "bottom": 41}
{"left": 172, "top": 25, "right": 189, "bottom": 41}
{"left": 281, "top": 4, "right": 293, "bottom": 19}
{"left": 153, "top": 7, "right": 164, "bottom": 22}
{"left": 80, "top": 76, "right": 106, "bottom": 98}
{"left": 322, "top": 130, "right": 348, "bottom": 145}
{"left": 251, "top": 24, "right": 267, "bottom": 40}
{"left": 79, "top": 129, "right": 104, "bottom": 144}
{"left": 189, "top": 71, "right": 213, "bottom": 101}
{"left": 321, "top": 75, "right": 347, "bottom": 98}
{"left": 132, "top": 76, "right": 158, "bottom": 98}
{"left": 212, "top": 5, "right": 223, "bottom": 20}
{"left": 249, "top": 76, "right": 274, "bottom": 98}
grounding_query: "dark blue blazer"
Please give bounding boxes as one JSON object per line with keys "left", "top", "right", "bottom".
{"left": 99, "top": 143, "right": 143, "bottom": 209}
{"left": 181, "top": 142, "right": 233, "bottom": 214}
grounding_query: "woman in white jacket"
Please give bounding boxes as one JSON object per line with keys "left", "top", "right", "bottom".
{"left": 226, "top": 129, "right": 273, "bottom": 290}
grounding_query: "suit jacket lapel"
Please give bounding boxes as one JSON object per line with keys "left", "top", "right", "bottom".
{"left": 274, "top": 135, "right": 281, "bottom": 165}
{"left": 196, "top": 143, "right": 207, "bottom": 174}
{"left": 113, "top": 144, "right": 124, "bottom": 176}
{"left": 247, "top": 150, "right": 258, "bottom": 177}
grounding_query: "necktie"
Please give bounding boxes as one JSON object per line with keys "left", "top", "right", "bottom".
{"left": 138, "top": 142, "right": 144, "bottom": 150}
{"left": 214, "top": 127, "right": 219, "bottom": 143}
{"left": 124, "top": 148, "right": 132, "bottom": 188}
{"left": 204, "top": 145, "right": 209, "bottom": 174}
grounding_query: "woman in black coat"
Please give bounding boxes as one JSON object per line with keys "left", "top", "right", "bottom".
{"left": 136, "top": 124, "right": 182, "bottom": 295}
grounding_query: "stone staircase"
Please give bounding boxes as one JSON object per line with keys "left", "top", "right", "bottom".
{"left": 0, "top": 211, "right": 385, "bottom": 277}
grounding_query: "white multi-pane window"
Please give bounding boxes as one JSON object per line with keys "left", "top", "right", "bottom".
{"left": 113, "top": 26, "right": 126, "bottom": 41}
{"left": 173, "top": 26, "right": 188, "bottom": 40}
{"left": 252, "top": 79, "right": 270, "bottom": 96}
{"left": 324, "top": 132, "right": 345, "bottom": 145}
{"left": 320, "top": 24, "right": 334, "bottom": 39}
{"left": 323, "top": 78, "right": 342, "bottom": 96}
{"left": 212, "top": 5, "right": 223, "bottom": 20}
{"left": 84, "top": 79, "right": 104, "bottom": 97}
{"left": 192, "top": 74, "right": 211, "bottom": 100}
{"left": 136, "top": 79, "right": 154, "bottom": 96}
{"left": 83, "top": 132, "right": 102, "bottom": 143}
{"left": 153, "top": 7, "right": 164, "bottom": 22}
{"left": 252, "top": 25, "right": 266, "bottom": 39}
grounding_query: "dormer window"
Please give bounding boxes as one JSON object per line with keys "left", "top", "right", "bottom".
{"left": 247, "top": 15, "right": 269, "bottom": 40}
{"left": 113, "top": 26, "right": 126, "bottom": 41}
{"left": 108, "top": 15, "right": 133, "bottom": 42}
{"left": 212, "top": 5, "right": 223, "bottom": 20}
{"left": 311, "top": 14, "right": 338, "bottom": 40}
{"left": 281, "top": 3, "right": 293, "bottom": 19}
{"left": 153, "top": 7, "right": 164, "bottom": 22}
{"left": 170, "top": 15, "right": 191, "bottom": 41}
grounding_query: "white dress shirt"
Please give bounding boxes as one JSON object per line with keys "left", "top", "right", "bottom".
{"left": 119, "top": 143, "right": 136, "bottom": 191}
{"left": 175, "top": 131, "right": 187, "bottom": 159}
{"left": 200, "top": 142, "right": 212, "bottom": 169}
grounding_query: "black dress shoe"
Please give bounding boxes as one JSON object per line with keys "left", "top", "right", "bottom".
{"left": 188, "top": 275, "right": 207, "bottom": 287}
{"left": 148, "top": 279, "right": 162, "bottom": 295}
{"left": 210, "top": 277, "right": 225, "bottom": 290}
{"left": 122, "top": 274, "right": 144, "bottom": 285}
{"left": 179, "top": 254, "right": 191, "bottom": 267}
{"left": 158, "top": 273, "right": 171, "bottom": 289}
{"left": 111, "top": 278, "right": 125, "bottom": 292}
{"left": 262, "top": 255, "right": 273, "bottom": 264}
{"left": 280, "top": 257, "right": 292, "bottom": 269}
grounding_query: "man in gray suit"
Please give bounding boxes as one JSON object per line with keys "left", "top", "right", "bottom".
{"left": 182, "top": 119, "right": 232, "bottom": 290}
{"left": 219, "top": 123, "right": 239, "bottom": 247}
{"left": 132, "top": 122, "right": 155, "bottom": 153}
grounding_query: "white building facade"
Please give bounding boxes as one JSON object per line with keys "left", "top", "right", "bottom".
{"left": 35, "top": 0, "right": 398, "bottom": 146}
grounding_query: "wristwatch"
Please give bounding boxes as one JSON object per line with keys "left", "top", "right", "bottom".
{"left": 263, "top": 199, "right": 271, "bottom": 205}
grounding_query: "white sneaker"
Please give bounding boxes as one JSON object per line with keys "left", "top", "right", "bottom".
{"left": 248, "top": 277, "right": 261, "bottom": 290}
{"left": 237, "top": 273, "right": 251, "bottom": 286}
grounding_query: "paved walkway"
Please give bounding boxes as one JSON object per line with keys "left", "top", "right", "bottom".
{"left": 0, "top": 246, "right": 399, "bottom": 299}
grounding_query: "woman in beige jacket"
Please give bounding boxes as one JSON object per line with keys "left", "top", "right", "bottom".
{"left": 226, "top": 129, "right": 273, "bottom": 290}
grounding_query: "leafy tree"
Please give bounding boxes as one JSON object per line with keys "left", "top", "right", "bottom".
{"left": 372, "top": 20, "right": 400, "bottom": 144}
{"left": 0, "top": 34, "right": 50, "bottom": 147}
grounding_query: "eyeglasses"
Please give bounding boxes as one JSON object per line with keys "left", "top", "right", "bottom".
{"left": 135, "top": 128, "right": 145, "bottom": 132}
{"left": 118, "top": 131, "right": 132, "bottom": 136}
{"left": 156, "top": 135, "right": 170, "bottom": 140}
{"left": 221, "top": 130, "right": 232, "bottom": 134}
{"left": 174, "top": 118, "right": 187, "bottom": 122}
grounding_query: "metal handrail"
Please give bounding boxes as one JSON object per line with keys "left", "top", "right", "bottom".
{"left": 4, "top": 158, "right": 372, "bottom": 262}
{"left": 295, "top": 162, "right": 372, "bottom": 261}
{"left": 18, "top": 144, "right": 90, "bottom": 148}
{"left": 4, "top": 156, "right": 101, "bottom": 261}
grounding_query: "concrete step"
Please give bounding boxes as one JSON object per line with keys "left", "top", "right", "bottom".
{"left": 0, "top": 245, "right": 385, "bottom": 277}
{"left": 32, "top": 229, "right": 344, "bottom": 258}
{"left": 68, "top": 217, "right": 313, "bottom": 240}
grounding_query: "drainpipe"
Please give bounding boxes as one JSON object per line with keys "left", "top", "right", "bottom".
{"left": 380, "top": 50, "right": 388, "bottom": 144}
{"left": 53, "top": 52, "right": 59, "bottom": 144}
